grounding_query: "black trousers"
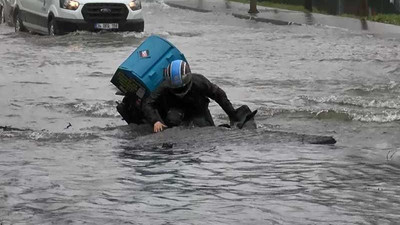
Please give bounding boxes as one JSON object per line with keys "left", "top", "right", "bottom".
{"left": 118, "top": 95, "right": 215, "bottom": 127}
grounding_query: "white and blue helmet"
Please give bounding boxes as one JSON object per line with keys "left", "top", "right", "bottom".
{"left": 164, "top": 60, "right": 192, "bottom": 96}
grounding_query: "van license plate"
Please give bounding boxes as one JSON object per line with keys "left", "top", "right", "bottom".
{"left": 95, "top": 23, "right": 119, "bottom": 30}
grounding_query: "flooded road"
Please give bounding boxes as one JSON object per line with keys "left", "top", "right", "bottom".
{"left": 1, "top": 1, "right": 400, "bottom": 224}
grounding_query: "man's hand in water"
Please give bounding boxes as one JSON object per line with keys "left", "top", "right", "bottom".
{"left": 154, "top": 121, "right": 167, "bottom": 133}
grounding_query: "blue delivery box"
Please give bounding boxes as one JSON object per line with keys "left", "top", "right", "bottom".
{"left": 111, "top": 35, "right": 187, "bottom": 100}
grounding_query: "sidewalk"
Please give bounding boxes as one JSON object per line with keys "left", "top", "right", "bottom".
{"left": 164, "top": 0, "right": 400, "bottom": 36}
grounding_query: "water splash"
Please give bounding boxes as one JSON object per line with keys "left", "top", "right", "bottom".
{"left": 65, "top": 101, "right": 119, "bottom": 118}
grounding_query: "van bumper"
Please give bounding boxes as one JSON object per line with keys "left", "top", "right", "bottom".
{"left": 54, "top": 18, "right": 144, "bottom": 32}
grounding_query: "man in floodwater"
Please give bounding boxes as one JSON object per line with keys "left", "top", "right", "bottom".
{"left": 142, "top": 60, "right": 239, "bottom": 133}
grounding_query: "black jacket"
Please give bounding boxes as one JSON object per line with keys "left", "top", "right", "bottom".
{"left": 142, "top": 73, "right": 236, "bottom": 125}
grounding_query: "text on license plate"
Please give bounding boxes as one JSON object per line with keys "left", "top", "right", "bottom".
{"left": 95, "top": 23, "right": 119, "bottom": 30}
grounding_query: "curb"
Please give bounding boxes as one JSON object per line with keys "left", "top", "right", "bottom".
{"left": 232, "top": 13, "right": 301, "bottom": 26}
{"left": 165, "top": 2, "right": 300, "bottom": 26}
{"left": 165, "top": 2, "right": 212, "bottom": 13}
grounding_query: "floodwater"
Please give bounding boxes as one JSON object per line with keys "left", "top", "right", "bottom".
{"left": 1, "top": 1, "right": 400, "bottom": 224}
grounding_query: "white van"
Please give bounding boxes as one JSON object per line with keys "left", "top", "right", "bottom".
{"left": 14, "top": 0, "right": 144, "bottom": 35}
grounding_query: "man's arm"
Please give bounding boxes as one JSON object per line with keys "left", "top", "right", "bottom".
{"left": 142, "top": 84, "right": 166, "bottom": 126}
{"left": 195, "top": 74, "right": 237, "bottom": 121}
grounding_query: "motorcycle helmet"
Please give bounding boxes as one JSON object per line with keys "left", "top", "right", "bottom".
{"left": 164, "top": 60, "right": 192, "bottom": 97}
